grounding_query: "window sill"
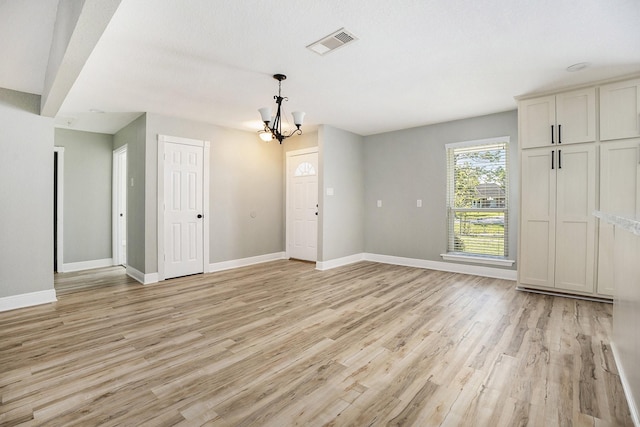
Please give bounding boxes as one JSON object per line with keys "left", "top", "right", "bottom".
{"left": 440, "top": 253, "right": 515, "bottom": 267}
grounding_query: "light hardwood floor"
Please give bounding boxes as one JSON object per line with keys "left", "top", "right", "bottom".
{"left": 0, "top": 261, "right": 632, "bottom": 426}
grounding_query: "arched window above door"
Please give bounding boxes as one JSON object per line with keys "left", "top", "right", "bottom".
{"left": 294, "top": 162, "right": 316, "bottom": 176}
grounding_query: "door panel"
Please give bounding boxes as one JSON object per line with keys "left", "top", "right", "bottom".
{"left": 554, "top": 145, "right": 596, "bottom": 293}
{"left": 519, "top": 148, "right": 556, "bottom": 287}
{"left": 164, "top": 142, "right": 204, "bottom": 279}
{"left": 598, "top": 139, "right": 640, "bottom": 295}
{"left": 113, "top": 146, "right": 127, "bottom": 266}
{"left": 519, "top": 96, "right": 555, "bottom": 149}
{"left": 600, "top": 79, "right": 640, "bottom": 141}
{"left": 288, "top": 152, "right": 318, "bottom": 261}
{"left": 556, "top": 88, "right": 596, "bottom": 145}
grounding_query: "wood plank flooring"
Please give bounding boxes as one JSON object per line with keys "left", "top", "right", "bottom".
{"left": 0, "top": 261, "right": 632, "bottom": 426}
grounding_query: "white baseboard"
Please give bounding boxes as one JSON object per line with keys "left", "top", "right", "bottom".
{"left": 60, "top": 258, "right": 114, "bottom": 273}
{"left": 316, "top": 253, "right": 365, "bottom": 271}
{"left": 209, "top": 252, "right": 286, "bottom": 272}
{"left": 611, "top": 342, "right": 640, "bottom": 427}
{"left": 126, "top": 266, "right": 159, "bottom": 285}
{"left": 363, "top": 253, "right": 517, "bottom": 281}
{"left": 0, "top": 289, "right": 57, "bottom": 312}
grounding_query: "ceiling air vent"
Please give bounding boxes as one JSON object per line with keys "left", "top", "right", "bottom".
{"left": 307, "top": 28, "right": 358, "bottom": 56}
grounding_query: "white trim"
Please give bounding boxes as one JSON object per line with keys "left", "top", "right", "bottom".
{"left": 157, "top": 134, "right": 211, "bottom": 280}
{"left": 363, "top": 253, "right": 517, "bottom": 281}
{"left": 209, "top": 252, "right": 286, "bottom": 272}
{"left": 440, "top": 253, "right": 515, "bottom": 267}
{"left": 54, "top": 147, "right": 64, "bottom": 272}
{"left": 0, "top": 289, "right": 57, "bottom": 312}
{"left": 514, "top": 72, "right": 640, "bottom": 101}
{"left": 286, "top": 147, "right": 319, "bottom": 156}
{"left": 611, "top": 342, "right": 640, "bottom": 427}
{"left": 316, "top": 253, "right": 364, "bottom": 271}
{"left": 126, "top": 265, "right": 159, "bottom": 285}
{"left": 112, "top": 145, "right": 127, "bottom": 266}
{"left": 445, "top": 135, "right": 510, "bottom": 150}
{"left": 60, "top": 258, "right": 114, "bottom": 273}
{"left": 313, "top": 252, "right": 517, "bottom": 280}
{"left": 285, "top": 147, "right": 319, "bottom": 260}
{"left": 445, "top": 138, "right": 511, "bottom": 260}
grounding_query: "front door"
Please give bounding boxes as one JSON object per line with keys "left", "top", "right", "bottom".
{"left": 287, "top": 151, "right": 318, "bottom": 261}
{"left": 163, "top": 141, "right": 204, "bottom": 279}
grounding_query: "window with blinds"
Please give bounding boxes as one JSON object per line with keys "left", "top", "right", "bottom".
{"left": 446, "top": 137, "right": 509, "bottom": 258}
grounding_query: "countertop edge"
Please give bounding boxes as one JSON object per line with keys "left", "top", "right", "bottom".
{"left": 594, "top": 211, "right": 640, "bottom": 236}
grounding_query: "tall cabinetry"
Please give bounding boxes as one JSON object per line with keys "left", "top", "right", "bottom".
{"left": 597, "top": 79, "right": 640, "bottom": 295}
{"left": 518, "top": 75, "right": 640, "bottom": 299}
{"left": 518, "top": 88, "right": 598, "bottom": 296}
{"left": 519, "top": 88, "right": 596, "bottom": 149}
{"left": 600, "top": 78, "right": 640, "bottom": 141}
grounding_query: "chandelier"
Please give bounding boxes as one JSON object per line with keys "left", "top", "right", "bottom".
{"left": 258, "top": 74, "right": 305, "bottom": 143}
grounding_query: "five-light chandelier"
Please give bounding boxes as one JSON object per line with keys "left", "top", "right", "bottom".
{"left": 258, "top": 74, "right": 305, "bottom": 143}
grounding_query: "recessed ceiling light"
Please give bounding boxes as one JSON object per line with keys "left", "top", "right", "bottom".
{"left": 89, "top": 108, "right": 105, "bottom": 113}
{"left": 566, "top": 62, "right": 590, "bottom": 72}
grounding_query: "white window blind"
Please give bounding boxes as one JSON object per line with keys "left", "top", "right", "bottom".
{"left": 446, "top": 138, "right": 509, "bottom": 258}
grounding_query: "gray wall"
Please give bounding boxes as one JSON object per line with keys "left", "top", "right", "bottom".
{"left": 145, "top": 114, "right": 284, "bottom": 272}
{"left": 0, "top": 88, "right": 54, "bottom": 298}
{"left": 114, "top": 114, "right": 146, "bottom": 273}
{"left": 55, "top": 128, "right": 113, "bottom": 263}
{"left": 318, "top": 125, "right": 365, "bottom": 261}
{"left": 363, "top": 110, "right": 519, "bottom": 269}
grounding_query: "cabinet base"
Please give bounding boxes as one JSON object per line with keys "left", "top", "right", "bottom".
{"left": 516, "top": 286, "right": 612, "bottom": 303}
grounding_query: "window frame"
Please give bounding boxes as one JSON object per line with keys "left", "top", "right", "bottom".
{"left": 443, "top": 136, "right": 513, "bottom": 265}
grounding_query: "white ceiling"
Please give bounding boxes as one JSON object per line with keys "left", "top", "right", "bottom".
{"left": 2, "top": 0, "right": 640, "bottom": 136}
{"left": 0, "top": 0, "right": 59, "bottom": 95}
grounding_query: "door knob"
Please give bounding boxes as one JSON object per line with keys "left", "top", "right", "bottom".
{"left": 197, "top": 214, "right": 203, "bottom": 219}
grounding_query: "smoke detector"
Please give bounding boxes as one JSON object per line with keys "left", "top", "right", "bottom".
{"left": 307, "top": 28, "right": 358, "bottom": 56}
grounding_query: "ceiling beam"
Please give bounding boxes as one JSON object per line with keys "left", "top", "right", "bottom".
{"left": 40, "top": 0, "right": 121, "bottom": 117}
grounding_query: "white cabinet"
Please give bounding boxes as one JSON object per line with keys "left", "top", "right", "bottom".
{"left": 519, "top": 88, "right": 596, "bottom": 149}
{"left": 597, "top": 139, "right": 640, "bottom": 295}
{"left": 600, "top": 79, "right": 640, "bottom": 141}
{"left": 519, "top": 144, "right": 596, "bottom": 294}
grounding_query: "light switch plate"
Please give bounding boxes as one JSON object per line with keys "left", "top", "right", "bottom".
{"left": 327, "top": 188, "right": 334, "bottom": 196}
{"left": 377, "top": 200, "right": 382, "bottom": 207}
{"left": 417, "top": 199, "right": 422, "bottom": 207}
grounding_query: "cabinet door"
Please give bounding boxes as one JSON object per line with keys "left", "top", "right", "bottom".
{"left": 554, "top": 144, "right": 596, "bottom": 293}
{"left": 600, "top": 79, "right": 640, "bottom": 141}
{"left": 556, "top": 88, "right": 596, "bottom": 145}
{"left": 519, "top": 148, "right": 556, "bottom": 288}
{"left": 598, "top": 139, "right": 640, "bottom": 296}
{"left": 519, "top": 96, "right": 556, "bottom": 149}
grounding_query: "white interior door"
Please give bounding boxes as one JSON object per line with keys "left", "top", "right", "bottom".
{"left": 287, "top": 151, "right": 318, "bottom": 261}
{"left": 112, "top": 145, "right": 127, "bottom": 266}
{"left": 163, "top": 141, "right": 204, "bottom": 279}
